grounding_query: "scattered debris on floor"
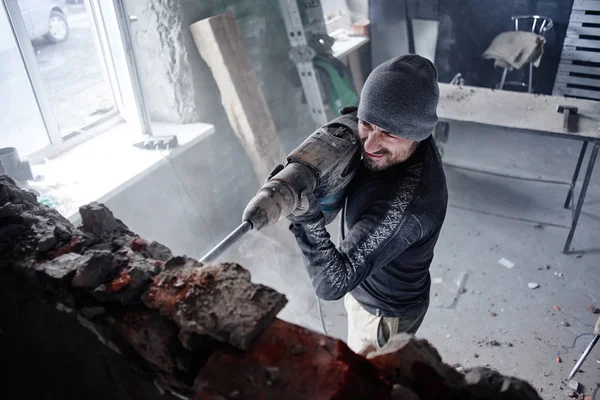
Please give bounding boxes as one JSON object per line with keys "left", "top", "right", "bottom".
{"left": 589, "top": 304, "right": 598, "bottom": 314}
{"left": 498, "top": 257, "right": 515, "bottom": 269}
{"left": 477, "top": 339, "right": 502, "bottom": 347}
{"left": 554, "top": 305, "right": 561, "bottom": 312}
{"left": 561, "top": 320, "right": 571, "bottom": 327}
{"left": 568, "top": 379, "right": 580, "bottom": 391}
{"left": 554, "top": 271, "right": 564, "bottom": 279}
{"left": 528, "top": 282, "right": 540, "bottom": 289}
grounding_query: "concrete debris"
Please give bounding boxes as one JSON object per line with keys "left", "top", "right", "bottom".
{"left": 36, "top": 233, "right": 58, "bottom": 254}
{"left": 79, "top": 202, "right": 130, "bottom": 239}
{"left": 391, "top": 384, "right": 419, "bottom": 400}
{"left": 568, "top": 379, "right": 580, "bottom": 391}
{"left": 498, "top": 257, "right": 515, "bottom": 269}
{"left": 490, "top": 312, "right": 498, "bottom": 317}
{"left": 554, "top": 271, "right": 564, "bottom": 279}
{"left": 143, "top": 258, "right": 287, "bottom": 350}
{"left": 36, "top": 253, "right": 84, "bottom": 285}
{"left": 561, "top": 320, "right": 570, "bottom": 327}
{"left": 71, "top": 250, "right": 115, "bottom": 289}
{"left": 368, "top": 334, "right": 465, "bottom": 396}
{"left": 368, "top": 335, "right": 542, "bottom": 400}
{"left": 463, "top": 367, "right": 542, "bottom": 399}
{"left": 528, "top": 282, "right": 540, "bottom": 289}
{"left": 146, "top": 240, "right": 173, "bottom": 261}
{"left": 477, "top": 339, "right": 502, "bottom": 347}
{"left": 94, "top": 257, "right": 163, "bottom": 305}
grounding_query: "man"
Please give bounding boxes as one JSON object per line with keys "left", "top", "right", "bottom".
{"left": 288, "top": 54, "right": 447, "bottom": 354}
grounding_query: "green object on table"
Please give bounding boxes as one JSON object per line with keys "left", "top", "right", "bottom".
{"left": 313, "top": 56, "right": 359, "bottom": 115}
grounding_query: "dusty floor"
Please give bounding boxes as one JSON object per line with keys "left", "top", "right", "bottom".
{"left": 310, "top": 121, "right": 600, "bottom": 399}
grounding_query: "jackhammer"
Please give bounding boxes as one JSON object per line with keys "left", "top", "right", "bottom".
{"left": 200, "top": 112, "right": 362, "bottom": 263}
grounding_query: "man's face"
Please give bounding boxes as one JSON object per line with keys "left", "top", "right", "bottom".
{"left": 358, "top": 120, "right": 418, "bottom": 171}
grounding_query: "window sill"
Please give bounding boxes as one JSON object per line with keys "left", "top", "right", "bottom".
{"left": 28, "top": 121, "right": 215, "bottom": 222}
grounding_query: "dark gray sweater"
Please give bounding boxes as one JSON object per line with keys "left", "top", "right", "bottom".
{"left": 291, "top": 137, "right": 447, "bottom": 317}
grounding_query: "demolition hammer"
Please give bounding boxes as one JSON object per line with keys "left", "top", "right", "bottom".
{"left": 199, "top": 113, "right": 361, "bottom": 264}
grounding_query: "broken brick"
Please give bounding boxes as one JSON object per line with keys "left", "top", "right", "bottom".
{"left": 36, "top": 253, "right": 83, "bottom": 285}
{"left": 146, "top": 240, "right": 173, "bottom": 261}
{"left": 194, "top": 319, "right": 390, "bottom": 400}
{"left": 36, "top": 233, "right": 57, "bottom": 254}
{"left": 130, "top": 237, "right": 147, "bottom": 252}
{"left": 94, "top": 257, "right": 162, "bottom": 305}
{"left": 71, "top": 250, "right": 115, "bottom": 290}
{"left": 79, "top": 202, "right": 129, "bottom": 238}
{"left": 144, "top": 259, "right": 287, "bottom": 350}
{"left": 367, "top": 334, "right": 464, "bottom": 398}
{"left": 102, "top": 309, "right": 194, "bottom": 375}
{"left": 463, "top": 367, "right": 542, "bottom": 399}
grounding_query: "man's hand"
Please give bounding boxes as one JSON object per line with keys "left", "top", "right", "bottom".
{"left": 288, "top": 190, "right": 323, "bottom": 225}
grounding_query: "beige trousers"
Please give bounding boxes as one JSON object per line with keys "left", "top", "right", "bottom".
{"left": 343, "top": 293, "right": 427, "bottom": 354}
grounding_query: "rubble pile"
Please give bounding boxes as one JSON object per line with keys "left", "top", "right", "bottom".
{"left": 0, "top": 176, "right": 543, "bottom": 399}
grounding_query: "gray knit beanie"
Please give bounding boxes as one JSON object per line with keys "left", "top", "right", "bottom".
{"left": 358, "top": 54, "right": 439, "bottom": 141}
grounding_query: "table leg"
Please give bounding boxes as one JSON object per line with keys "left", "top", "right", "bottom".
{"left": 563, "top": 140, "right": 599, "bottom": 254}
{"left": 564, "top": 141, "right": 588, "bottom": 209}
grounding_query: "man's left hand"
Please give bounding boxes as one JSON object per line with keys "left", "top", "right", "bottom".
{"left": 288, "top": 190, "right": 323, "bottom": 224}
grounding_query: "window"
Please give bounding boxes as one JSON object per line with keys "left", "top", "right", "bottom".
{"left": 1, "top": 0, "right": 143, "bottom": 163}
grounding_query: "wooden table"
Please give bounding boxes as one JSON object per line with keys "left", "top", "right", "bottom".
{"left": 437, "top": 83, "right": 600, "bottom": 253}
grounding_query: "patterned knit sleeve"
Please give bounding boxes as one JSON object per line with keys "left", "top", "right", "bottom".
{"left": 291, "top": 164, "right": 423, "bottom": 300}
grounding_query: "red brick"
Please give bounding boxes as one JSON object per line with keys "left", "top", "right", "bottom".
{"left": 194, "top": 319, "right": 391, "bottom": 400}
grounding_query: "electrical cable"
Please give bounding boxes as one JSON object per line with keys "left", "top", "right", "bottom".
{"left": 556, "top": 332, "right": 595, "bottom": 360}
{"left": 315, "top": 292, "right": 328, "bottom": 334}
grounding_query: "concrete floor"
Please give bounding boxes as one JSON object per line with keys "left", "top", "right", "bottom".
{"left": 314, "top": 122, "right": 600, "bottom": 399}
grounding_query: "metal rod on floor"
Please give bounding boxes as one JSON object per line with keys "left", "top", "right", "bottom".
{"left": 200, "top": 221, "right": 253, "bottom": 264}
{"left": 564, "top": 141, "right": 588, "bottom": 209}
{"left": 563, "top": 141, "right": 599, "bottom": 254}
{"left": 567, "top": 334, "right": 599, "bottom": 381}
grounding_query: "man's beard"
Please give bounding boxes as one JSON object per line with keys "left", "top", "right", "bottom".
{"left": 362, "top": 150, "right": 393, "bottom": 171}
{"left": 362, "top": 142, "right": 418, "bottom": 171}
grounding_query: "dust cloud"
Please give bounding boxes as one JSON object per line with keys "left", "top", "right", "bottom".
{"left": 218, "top": 224, "right": 325, "bottom": 333}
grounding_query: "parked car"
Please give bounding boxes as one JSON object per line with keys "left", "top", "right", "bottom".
{"left": 18, "top": 0, "right": 69, "bottom": 43}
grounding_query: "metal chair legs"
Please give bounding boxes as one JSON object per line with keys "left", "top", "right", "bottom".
{"left": 564, "top": 141, "right": 588, "bottom": 209}
{"left": 563, "top": 140, "right": 599, "bottom": 254}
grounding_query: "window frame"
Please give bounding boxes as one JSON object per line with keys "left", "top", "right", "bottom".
{"left": 1, "top": 0, "right": 149, "bottom": 165}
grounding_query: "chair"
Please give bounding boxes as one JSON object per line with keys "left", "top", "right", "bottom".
{"left": 498, "top": 15, "right": 553, "bottom": 93}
